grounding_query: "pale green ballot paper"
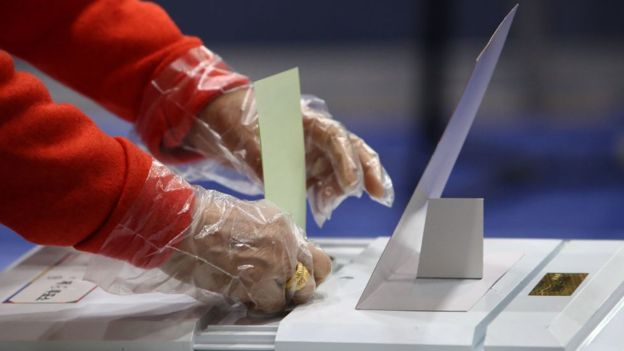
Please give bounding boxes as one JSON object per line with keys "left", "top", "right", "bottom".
{"left": 254, "top": 68, "right": 307, "bottom": 229}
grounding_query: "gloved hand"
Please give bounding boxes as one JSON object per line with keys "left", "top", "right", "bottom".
{"left": 161, "top": 189, "right": 332, "bottom": 313}
{"left": 87, "top": 161, "right": 331, "bottom": 314}
{"left": 186, "top": 88, "right": 394, "bottom": 226}
{"left": 136, "top": 47, "right": 394, "bottom": 227}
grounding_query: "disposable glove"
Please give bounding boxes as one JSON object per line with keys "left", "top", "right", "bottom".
{"left": 161, "top": 189, "right": 332, "bottom": 313}
{"left": 87, "top": 161, "right": 331, "bottom": 314}
{"left": 136, "top": 47, "right": 394, "bottom": 226}
{"left": 187, "top": 89, "right": 394, "bottom": 226}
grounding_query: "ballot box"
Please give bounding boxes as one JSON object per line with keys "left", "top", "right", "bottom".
{"left": 273, "top": 238, "right": 624, "bottom": 351}
{"left": 0, "top": 237, "right": 622, "bottom": 351}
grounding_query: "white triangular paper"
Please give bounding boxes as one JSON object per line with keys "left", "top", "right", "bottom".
{"left": 357, "top": 5, "right": 518, "bottom": 311}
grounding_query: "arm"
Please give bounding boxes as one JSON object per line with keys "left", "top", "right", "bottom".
{"left": 0, "top": 51, "right": 190, "bottom": 268}
{"left": 0, "top": 2, "right": 331, "bottom": 311}
{"left": 0, "top": 52, "right": 331, "bottom": 312}
{"left": 0, "top": 0, "right": 393, "bottom": 228}
{"left": 0, "top": 0, "right": 248, "bottom": 162}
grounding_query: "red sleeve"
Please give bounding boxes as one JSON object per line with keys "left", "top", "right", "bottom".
{"left": 0, "top": 0, "right": 248, "bottom": 161}
{"left": 0, "top": 51, "right": 190, "bottom": 268}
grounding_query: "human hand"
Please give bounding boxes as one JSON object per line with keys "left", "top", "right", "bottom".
{"left": 187, "top": 88, "right": 394, "bottom": 226}
{"left": 160, "top": 189, "right": 332, "bottom": 313}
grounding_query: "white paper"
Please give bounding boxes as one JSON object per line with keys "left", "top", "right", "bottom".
{"left": 357, "top": 5, "right": 518, "bottom": 311}
{"left": 417, "top": 198, "right": 484, "bottom": 279}
{"left": 6, "top": 253, "right": 96, "bottom": 304}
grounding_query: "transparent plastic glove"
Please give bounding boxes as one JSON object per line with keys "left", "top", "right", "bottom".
{"left": 135, "top": 46, "right": 260, "bottom": 194}
{"left": 162, "top": 191, "right": 332, "bottom": 313}
{"left": 186, "top": 88, "right": 395, "bottom": 226}
{"left": 136, "top": 46, "right": 394, "bottom": 226}
{"left": 86, "top": 161, "right": 331, "bottom": 314}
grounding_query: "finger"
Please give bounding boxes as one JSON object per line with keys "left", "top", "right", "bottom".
{"left": 308, "top": 173, "right": 344, "bottom": 226}
{"left": 232, "top": 250, "right": 289, "bottom": 314}
{"left": 248, "top": 279, "right": 287, "bottom": 314}
{"left": 308, "top": 243, "right": 332, "bottom": 285}
{"left": 305, "top": 146, "right": 331, "bottom": 190}
{"left": 304, "top": 117, "right": 361, "bottom": 191}
{"left": 291, "top": 272, "right": 316, "bottom": 305}
{"left": 305, "top": 145, "right": 330, "bottom": 180}
{"left": 287, "top": 246, "right": 316, "bottom": 305}
{"left": 287, "top": 256, "right": 316, "bottom": 306}
{"left": 348, "top": 133, "right": 391, "bottom": 203}
{"left": 296, "top": 244, "right": 314, "bottom": 282}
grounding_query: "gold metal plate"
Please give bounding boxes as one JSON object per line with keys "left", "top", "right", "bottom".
{"left": 286, "top": 262, "right": 310, "bottom": 293}
{"left": 529, "top": 273, "right": 588, "bottom": 296}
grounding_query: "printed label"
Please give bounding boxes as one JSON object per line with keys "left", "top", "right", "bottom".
{"left": 5, "top": 253, "right": 96, "bottom": 303}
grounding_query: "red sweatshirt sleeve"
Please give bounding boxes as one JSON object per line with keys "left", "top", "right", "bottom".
{"left": 0, "top": 0, "right": 250, "bottom": 267}
{"left": 0, "top": 0, "right": 200, "bottom": 122}
{"left": 0, "top": 0, "right": 248, "bottom": 162}
{"left": 0, "top": 1, "right": 249, "bottom": 266}
{"left": 0, "top": 51, "right": 191, "bottom": 268}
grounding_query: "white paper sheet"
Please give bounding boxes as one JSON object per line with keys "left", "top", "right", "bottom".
{"left": 357, "top": 5, "right": 518, "bottom": 311}
{"left": 5, "top": 253, "right": 95, "bottom": 304}
{"left": 417, "top": 198, "right": 484, "bottom": 279}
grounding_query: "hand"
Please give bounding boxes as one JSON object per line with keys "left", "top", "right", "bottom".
{"left": 186, "top": 88, "right": 394, "bottom": 226}
{"left": 160, "top": 190, "right": 332, "bottom": 314}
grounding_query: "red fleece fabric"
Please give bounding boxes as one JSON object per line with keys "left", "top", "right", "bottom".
{"left": 138, "top": 47, "right": 250, "bottom": 163}
{"left": 0, "top": 1, "right": 244, "bottom": 267}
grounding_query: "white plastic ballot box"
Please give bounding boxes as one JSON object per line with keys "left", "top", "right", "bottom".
{"left": 0, "top": 238, "right": 623, "bottom": 351}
